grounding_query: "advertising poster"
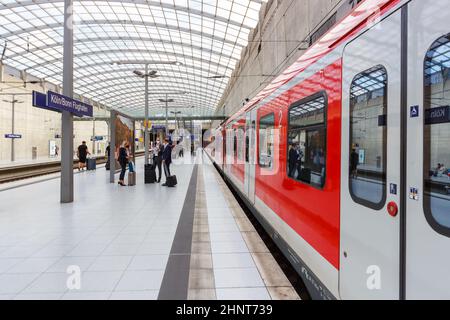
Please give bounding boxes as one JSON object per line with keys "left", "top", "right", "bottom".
{"left": 114, "top": 114, "right": 135, "bottom": 160}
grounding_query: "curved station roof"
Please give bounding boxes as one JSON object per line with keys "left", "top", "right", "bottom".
{"left": 0, "top": 0, "right": 265, "bottom": 117}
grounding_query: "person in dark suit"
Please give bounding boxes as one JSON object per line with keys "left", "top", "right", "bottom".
{"left": 162, "top": 138, "right": 173, "bottom": 186}
{"left": 350, "top": 149, "right": 359, "bottom": 179}
{"left": 288, "top": 144, "right": 299, "bottom": 178}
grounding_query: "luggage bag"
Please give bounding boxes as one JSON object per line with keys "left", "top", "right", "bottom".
{"left": 166, "top": 175, "right": 177, "bottom": 187}
{"left": 145, "top": 164, "right": 156, "bottom": 184}
{"left": 87, "top": 158, "right": 96, "bottom": 171}
{"left": 128, "top": 172, "right": 136, "bottom": 186}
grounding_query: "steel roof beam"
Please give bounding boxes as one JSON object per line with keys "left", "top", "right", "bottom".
{"left": 6, "top": 36, "right": 239, "bottom": 62}
{"left": 1, "top": 20, "right": 244, "bottom": 47}
{"left": 79, "top": 77, "right": 225, "bottom": 96}
{"left": 27, "top": 49, "right": 234, "bottom": 73}
{"left": 96, "top": 87, "right": 221, "bottom": 105}
{"left": 0, "top": 0, "right": 259, "bottom": 30}
{"left": 39, "top": 61, "right": 230, "bottom": 83}
{"left": 77, "top": 73, "right": 227, "bottom": 94}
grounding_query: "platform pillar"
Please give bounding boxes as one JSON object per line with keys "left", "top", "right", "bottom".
{"left": 60, "top": 0, "right": 74, "bottom": 203}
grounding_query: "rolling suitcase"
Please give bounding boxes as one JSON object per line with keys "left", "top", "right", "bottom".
{"left": 166, "top": 175, "right": 177, "bottom": 187}
{"left": 87, "top": 158, "right": 96, "bottom": 170}
{"left": 145, "top": 164, "right": 156, "bottom": 184}
{"left": 128, "top": 172, "right": 136, "bottom": 186}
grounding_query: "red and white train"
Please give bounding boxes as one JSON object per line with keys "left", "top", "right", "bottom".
{"left": 206, "top": 0, "right": 450, "bottom": 300}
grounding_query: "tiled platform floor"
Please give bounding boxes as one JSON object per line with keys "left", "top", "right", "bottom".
{"left": 0, "top": 151, "right": 299, "bottom": 300}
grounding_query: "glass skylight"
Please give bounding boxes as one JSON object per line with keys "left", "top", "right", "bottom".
{"left": 0, "top": 0, "right": 266, "bottom": 117}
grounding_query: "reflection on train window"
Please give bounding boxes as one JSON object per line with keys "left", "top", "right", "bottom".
{"left": 349, "top": 65, "right": 387, "bottom": 210}
{"left": 288, "top": 93, "right": 327, "bottom": 189}
{"left": 237, "top": 126, "right": 244, "bottom": 161}
{"left": 424, "top": 34, "right": 450, "bottom": 234}
{"left": 233, "top": 130, "right": 237, "bottom": 160}
{"left": 259, "top": 113, "right": 275, "bottom": 169}
{"left": 246, "top": 135, "right": 250, "bottom": 163}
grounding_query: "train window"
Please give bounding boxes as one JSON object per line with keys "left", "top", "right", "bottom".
{"left": 288, "top": 92, "right": 327, "bottom": 189}
{"left": 349, "top": 65, "right": 387, "bottom": 210}
{"left": 423, "top": 34, "right": 450, "bottom": 235}
{"left": 259, "top": 113, "right": 275, "bottom": 169}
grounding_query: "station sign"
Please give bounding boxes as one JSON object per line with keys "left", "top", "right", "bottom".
{"left": 5, "top": 134, "right": 22, "bottom": 139}
{"left": 91, "top": 136, "right": 104, "bottom": 141}
{"left": 32, "top": 91, "right": 93, "bottom": 117}
{"left": 48, "top": 91, "right": 93, "bottom": 117}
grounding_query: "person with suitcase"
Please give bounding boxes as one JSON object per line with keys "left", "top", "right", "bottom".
{"left": 154, "top": 140, "right": 164, "bottom": 183}
{"left": 117, "top": 141, "right": 129, "bottom": 187}
{"left": 162, "top": 138, "right": 176, "bottom": 187}
{"left": 126, "top": 143, "right": 136, "bottom": 186}
{"left": 77, "top": 141, "right": 90, "bottom": 171}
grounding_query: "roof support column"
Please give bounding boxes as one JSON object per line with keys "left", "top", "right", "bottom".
{"left": 144, "top": 64, "right": 149, "bottom": 165}
{"left": 61, "top": 0, "right": 74, "bottom": 203}
{"left": 165, "top": 94, "right": 169, "bottom": 137}
{"left": 110, "top": 110, "right": 116, "bottom": 184}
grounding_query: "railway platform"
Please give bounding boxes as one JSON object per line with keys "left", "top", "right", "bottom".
{"left": 0, "top": 151, "right": 299, "bottom": 300}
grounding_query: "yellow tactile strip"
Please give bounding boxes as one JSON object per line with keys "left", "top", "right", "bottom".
{"left": 211, "top": 168, "right": 301, "bottom": 301}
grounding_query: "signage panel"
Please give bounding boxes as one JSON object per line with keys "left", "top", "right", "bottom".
{"left": 33, "top": 91, "right": 93, "bottom": 117}
{"left": 47, "top": 91, "right": 93, "bottom": 117}
{"left": 425, "top": 106, "right": 450, "bottom": 125}
{"left": 5, "top": 134, "right": 22, "bottom": 139}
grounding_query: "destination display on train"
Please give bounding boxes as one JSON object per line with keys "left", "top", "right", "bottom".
{"left": 425, "top": 105, "right": 450, "bottom": 125}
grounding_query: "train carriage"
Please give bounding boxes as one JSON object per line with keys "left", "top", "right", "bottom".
{"left": 208, "top": 0, "right": 450, "bottom": 300}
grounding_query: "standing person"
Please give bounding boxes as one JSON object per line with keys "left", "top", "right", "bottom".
{"left": 106, "top": 143, "right": 110, "bottom": 160}
{"left": 118, "top": 141, "right": 129, "bottom": 187}
{"left": 288, "top": 144, "right": 298, "bottom": 178}
{"left": 295, "top": 144, "right": 303, "bottom": 178}
{"left": 162, "top": 138, "right": 173, "bottom": 187}
{"left": 153, "top": 139, "right": 164, "bottom": 183}
{"left": 55, "top": 145, "right": 59, "bottom": 157}
{"left": 77, "top": 141, "right": 90, "bottom": 171}
{"left": 350, "top": 149, "right": 359, "bottom": 179}
{"left": 105, "top": 143, "right": 111, "bottom": 170}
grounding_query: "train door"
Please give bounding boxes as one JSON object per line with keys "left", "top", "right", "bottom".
{"left": 340, "top": 9, "right": 403, "bottom": 299}
{"left": 244, "top": 110, "right": 257, "bottom": 204}
{"left": 406, "top": 0, "right": 450, "bottom": 299}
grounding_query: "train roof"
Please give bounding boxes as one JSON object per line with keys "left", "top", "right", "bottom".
{"left": 224, "top": 0, "right": 401, "bottom": 126}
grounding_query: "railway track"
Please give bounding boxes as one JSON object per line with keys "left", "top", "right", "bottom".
{"left": 0, "top": 152, "right": 144, "bottom": 184}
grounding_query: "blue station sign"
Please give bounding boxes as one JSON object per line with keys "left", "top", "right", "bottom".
{"left": 5, "top": 134, "right": 22, "bottom": 139}
{"left": 32, "top": 91, "right": 93, "bottom": 117}
{"left": 48, "top": 91, "right": 93, "bottom": 117}
{"left": 91, "top": 136, "right": 104, "bottom": 141}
